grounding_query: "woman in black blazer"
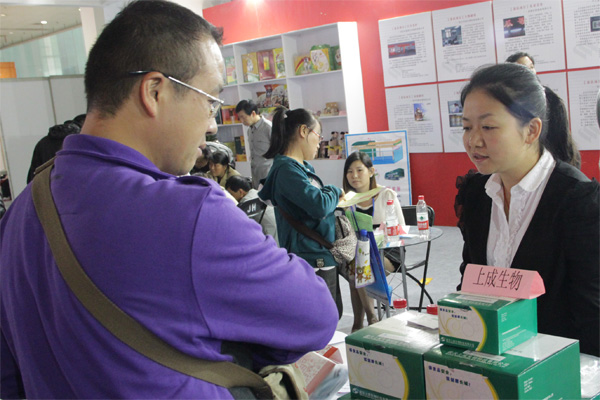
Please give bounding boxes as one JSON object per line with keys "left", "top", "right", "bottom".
{"left": 455, "top": 63, "right": 599, "bottom": 356}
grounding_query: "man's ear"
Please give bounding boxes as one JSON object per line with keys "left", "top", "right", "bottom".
{"left": 525, "top": 117, "right": 542, "bottom": 144}
{"left": 138, "top": 72, "right": 166, "bottom": 117}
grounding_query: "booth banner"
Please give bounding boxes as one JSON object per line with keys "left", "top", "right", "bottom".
{"left": 345, "top": 130, "right": 412, "bottom": 206}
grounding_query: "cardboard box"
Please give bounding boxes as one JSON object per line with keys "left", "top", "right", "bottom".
{"left": 346, "top": 311, "right": 439, "bottom": 399}
{"left": 224, "top": 56, "right": 237, "bottom": 85}
{"left": 438, "top": 292, "right": 537, "bottom": 355}
{"left": 273, "top": 47, "right": 286, "bottom": 78}
{"left": 424, "top": 334, "right": 581, "bottom": 399}
{"left": 257, "top": 49, "right": 276, "bottom": 81}
{"left": 242, "top": 52, "right": 259, "bottom": 83}
{"left": 220, "top": 105, "right": 238, "bottom": 124}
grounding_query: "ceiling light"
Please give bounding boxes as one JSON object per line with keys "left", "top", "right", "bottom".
{"left": 0, "top": 13, "right": 6, "bottom": 17}
{"left": 41, "top": 20, "right": 48, "bottom": 25}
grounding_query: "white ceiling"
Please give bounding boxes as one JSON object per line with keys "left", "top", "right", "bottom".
{"left": 0, "top": 1, "right": 232, "bottom": 49}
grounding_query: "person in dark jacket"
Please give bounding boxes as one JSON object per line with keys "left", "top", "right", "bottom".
{"left": 456, "top": 63, "right": 599, "bottom": 356}
{"left": 26, "top": 115, "right": 85, "bottom": 183}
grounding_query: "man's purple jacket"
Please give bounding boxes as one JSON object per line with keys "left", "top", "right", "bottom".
{"left": 0, "top": 134, "right": 338, "bottom": 398}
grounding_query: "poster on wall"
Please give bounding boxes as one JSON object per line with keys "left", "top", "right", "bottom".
{"left": 438, "top": 81, "right": 468, "bottom": 153}
{"left": 345, "top": 130, "right": 412, "bottom": 206}
{"left": 493, "top": 0, "right": 565, "bottom": 72}
{"left": 385, "top": 84, "right": 444, "bottom": 153}
{"left": 432, "top": 2, "right": 496, "bottom": 82}
{"left": 563, "top": 0, "right": 600, "bottom": 69}
{"left": 379, "top": 12, "right": 437, "bottom": 87}
{"left": 567, "top": 69, "right": 600, "bottom": 150}
{"left": 537, "top": 72, "right": 568, "bottom": 108}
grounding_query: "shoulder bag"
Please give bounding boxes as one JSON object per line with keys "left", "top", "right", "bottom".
{"left": 31, "top": 159, "right": 306, "bottom": 400}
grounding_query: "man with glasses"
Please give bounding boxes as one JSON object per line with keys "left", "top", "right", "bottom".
{"left": 0, "top": 1, "right": 338, "bottom": 398}
{"left": 235, "top": 100, "right": 273, "bottom": 189}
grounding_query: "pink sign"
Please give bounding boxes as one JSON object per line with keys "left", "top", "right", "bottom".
{"left": 462, "top": 264, "right": 545, "bottom": 299}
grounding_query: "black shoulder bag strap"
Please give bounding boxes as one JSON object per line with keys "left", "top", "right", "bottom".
{"left": 31, "top": 160, "right": 273, "bottom": 399}
{"left": 277, "top": 206, "right": 333, "bottom": 250}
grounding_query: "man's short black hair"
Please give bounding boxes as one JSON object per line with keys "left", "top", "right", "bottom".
{"left": 225, "top": 175, "right": 252, "bottom": 193}
{"left": 85, "top": 0, "right": 223, "bottom": 117}
{"left": 235, "top": 99, "right": 259, "bottom": 115}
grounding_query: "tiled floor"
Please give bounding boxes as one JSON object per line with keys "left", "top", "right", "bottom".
{"left": 336, "top": 225, "right": 464, "bottom": 334}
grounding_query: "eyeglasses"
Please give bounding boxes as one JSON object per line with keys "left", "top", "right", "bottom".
{"left": 129, "top": 71, "right": 224, "bottom": 119}
{"left": 310, "top": 129, "right": 324, "bottom": 141}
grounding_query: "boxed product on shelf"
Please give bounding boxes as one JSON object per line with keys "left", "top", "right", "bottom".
{"left": 234, "top": 136, "right": 246, "bottom": 162}
{"left": 257, "top": 49, "right": 276, "bottom": 81}
{"left": 346, "top": 311, "right": 440, "bottom": 399}
{"left": 273, "top": 47, "right": 286, "bottom": 78}
{"left": 295, "top": 54, "right": 314, "bottom": 75}
{"left": 220, "top": 105, "right": 239, "bottom": 124}
{"left": 222, "top": 141, "right": 236, "bottom": 158}
{"left": 438, "top": 292, "right": 537, "bottom": 355}
{"left": 322, "top": 102, "right": 339, "bottom": 116}
{"left": 310, "top": 44, "right": 332, "bottom": 73}
{"left": 424, "top": 334, "right": 581, "bottom": 399}
{"left": 331, "top": 45, "right": 342, "bottom": 70}
{"left": 242, "top": 52, "right": 259, "bottom": 83}
{"left": 256, "top": 84, "right": 289, "bottom": 109}
{"left": 224, "top": 56, "right": 237, "bottom": 85}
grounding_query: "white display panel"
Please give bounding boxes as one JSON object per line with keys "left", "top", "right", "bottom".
{"left": 567, "top": 69, "right": 600, "bottom": 150}
{"left": 385, "top": 84, "right": 443, "bottom": 153}
{"left": 432, "top": 2, "right": 496, "bottom": 82}
{"left": 438, "top": 81, "right": 468, "bottom": 153}
{"left": 563, "top": 0, "right": 600, "bottom": 69}
{"left": 493, "top": 0, "right": 566, "bottom": 72}
{"left": 379, "top": 12, "right": 437, "bottom": 87}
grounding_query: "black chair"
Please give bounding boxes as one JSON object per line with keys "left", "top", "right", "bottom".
{"left": 237, "top": 197, "right": 267, "bottom": 224}
{"left": 402, "top": 205, "right": 435, "bottom": 311}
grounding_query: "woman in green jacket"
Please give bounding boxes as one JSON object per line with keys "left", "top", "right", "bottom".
{"left": 259, "top": 107, "right": 344, "bottom": 317}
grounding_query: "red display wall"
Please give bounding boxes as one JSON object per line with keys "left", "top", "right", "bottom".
{"left": 205, "top": 0, "right": 600, "bottom": 226}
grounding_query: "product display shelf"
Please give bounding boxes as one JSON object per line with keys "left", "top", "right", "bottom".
{"left": 216, "top": 22, "right": 366, "bottom": 186}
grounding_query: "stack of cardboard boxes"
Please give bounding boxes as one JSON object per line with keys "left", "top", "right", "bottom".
{"left": 346, "top": 264, "right": 582, "bottom": 399}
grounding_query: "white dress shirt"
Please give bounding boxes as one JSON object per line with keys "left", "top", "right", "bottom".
{"left": 486, "top": 150, "right": 556, "bottom": 268}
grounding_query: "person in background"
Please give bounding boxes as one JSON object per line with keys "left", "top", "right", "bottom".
{"left": 506, "top": 51, "right": 536, "bottom": 73}
{"left": 0, "top": 1, "right": 338, "bottom": 398}
{"left": 190, "top": 140, "right": 234, "bottom": 176}
{"left": 236, "top": 100, "right": 273, "bottom": 188}
{"left": 456, "top": 63, "right": 599, "bottom": 356}
{"left": 259, "top": 107, "right": 345, "bottom": 318}
{"left": 207, "top": 150, "right": 240, "bottom": 188}
{"left": 225, "top": 175, "right": 278, "bottom": 245}
{"left": 26, "top": 114, "right": 86, "bottom": 183}
{"left": 342, "top": 151, "right": 406, "bottom": 332}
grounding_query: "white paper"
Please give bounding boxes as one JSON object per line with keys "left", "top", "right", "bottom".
{"left": 563, "top": 0, "right": 600, "bottom": 69}
{"left": 537, "top": 72, "right": 569, "bottom": 108}
{"left": 438, "top": 81, "right": 468, "bottom": 153}
{"left": 493, "top": 0, "right": 566, "bottom": 72}
{"left": 432, "top": 2, "right": 496, "bottom": 82}
{"left": 567, "top": 69, "right": 600, "bottom": 150}
{"left": 379, "top": 12, "right": 437, "bottom": 86}
{"left": 385, "top": 84, "right": 444, "bottom": 153}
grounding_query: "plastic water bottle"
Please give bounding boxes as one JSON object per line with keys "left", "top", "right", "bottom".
{"left": 392, "top": 298, "right": 408, "bottom": 316}
{"left": 416, "top": 195, "right": 430, "bottom": 240}
{"left": 385, "top": 199, "right": 400, "bottom": 243}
